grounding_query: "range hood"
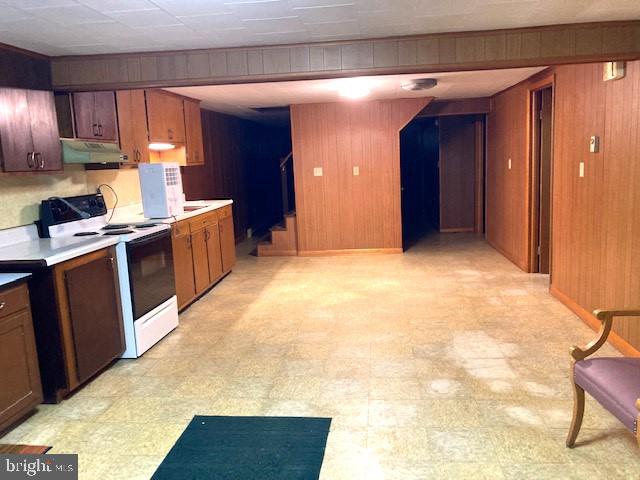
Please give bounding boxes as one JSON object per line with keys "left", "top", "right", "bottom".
{"left": 61, "top": 139, "right": 126, "bottom": 164}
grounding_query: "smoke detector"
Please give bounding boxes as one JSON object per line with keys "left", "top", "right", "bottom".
{"left": 401, "top": 78, "right": 438, "bottom": 91}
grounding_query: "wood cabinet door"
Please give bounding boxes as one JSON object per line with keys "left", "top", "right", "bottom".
{"left": 164, "top": 94, "right": 186, "bottom": 143}
{"left": 171, "top": 230, "right": 196, "bottom": 309}
{"left": 117, "top": 90, "right": 149, "bottom": 165}
{"left": 64, "top": 254, "right": 124, "bottom": 384}
{"left": 191, "top": 228, "right": 210, "bottom": 294}
{"left": 93, "top": 91, "right": 118, "bottom": 141}
{"left": 73, "top": 92, "right": 98, "bottom": 140}
{"left": 0, "top": 88, "right": 35, "bottom": 172}
{"left": 219, "top": 214, "right": 236, "bottom": 273}
{"left": 184, "top": 99, "right": 204, "bottom": 165}
{"left": 205, "top": 223, "right": 224, "bottom": 282}
{"left": 0, "top": 309, "right": 43, "bottom": 430}
{"left": 146, "top": 90, "right": 185, "bottom": 143}
{"left": 28, "top": 89, "right": 62, "bottom": 172}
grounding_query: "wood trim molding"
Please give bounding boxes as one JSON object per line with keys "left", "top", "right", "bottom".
{"left": 49, "top": 21, "right": 640, "bottom": 91}
{"left": 550, "top": 284, "right": 640, "bottom": 357}
{"left": 418, "top": 98, "right": 491, "bottom": 117}
{"left": 298, "top": 248, "right": 403, "bottom": 256}
{"left": 440, "top": 228, "right": 475, "bottom": 233}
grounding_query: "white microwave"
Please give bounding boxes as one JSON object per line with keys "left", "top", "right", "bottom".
{"left": 138, "top": 163, "right": 185, "bottom": 218}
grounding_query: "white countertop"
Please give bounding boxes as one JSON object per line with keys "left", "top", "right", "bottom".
{"left": 0, "top": 235, "right": 119, "bottom": 267}
{"left": 110, "top": 199, "right": 233, "bottom": 225}
{"left": 0, "top": 272, "right": 31, "bottom": 287}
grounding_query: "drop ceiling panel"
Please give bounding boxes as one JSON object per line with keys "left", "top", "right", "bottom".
{"left": 0, "top": 0, "right": 637, "bottom": 56}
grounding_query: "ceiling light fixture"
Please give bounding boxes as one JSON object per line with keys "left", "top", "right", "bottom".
{"left": 148, "top": 143, "right": 176, "bottom": 151}
{"left": 338, "top": 78, "right": 373, "bottom": 99}
{"left": 401, "top": 78, "right": 438, "bottom": 91}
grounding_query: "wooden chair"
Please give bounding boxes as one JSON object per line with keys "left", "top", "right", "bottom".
{"left": 566, "top": 309, "right": 640, "bottom": 448}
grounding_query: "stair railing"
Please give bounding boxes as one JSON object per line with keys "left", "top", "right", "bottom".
{"left": 280, "top": 151, "right": 293, "bottom": 216}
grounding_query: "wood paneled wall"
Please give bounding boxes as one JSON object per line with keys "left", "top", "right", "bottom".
{"left": 439, "top": 116, "right": 478, "bottom": 232}
{"left": 486, "top": 81, "right": 531, "bottom": 271}
{"left": 181, "top": 110, "right": 291, "bottom": 242}
{"left": 50, "top": 21, "right": 640, "bottom": 91}
{"left": 550, "top": 61, "right": 640, "bottom": 354}
{"left": 290, "top": 97, "right": 430, "bottom": 255}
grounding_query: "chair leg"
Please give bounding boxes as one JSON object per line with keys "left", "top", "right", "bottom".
{"left": 566, "top": 382, "right": 585, "bottom": 448}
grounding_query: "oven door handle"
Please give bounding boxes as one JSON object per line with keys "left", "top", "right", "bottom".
{"left": 126, "top": 229, "right": 171, "bottom": 247}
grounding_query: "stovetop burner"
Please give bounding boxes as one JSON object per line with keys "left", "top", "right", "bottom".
{"left": 102, "top": 229, "right": 134, "bottom": 235}
{"left": 135, "top": 223, "right": 158, "bottom": 229}
{"left": 102, "top": 224, "right": 130, "bottom": 230}
{"left": 73, "top": 231, "right": 100, "bottom": 236}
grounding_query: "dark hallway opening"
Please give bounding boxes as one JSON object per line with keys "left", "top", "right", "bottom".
{"left": 400, "top": 117, "right": 440, "bottom": 250}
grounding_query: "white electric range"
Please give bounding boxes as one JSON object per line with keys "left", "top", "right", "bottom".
{"left": 41, "top": 194, "right": 179, "bottom": 358}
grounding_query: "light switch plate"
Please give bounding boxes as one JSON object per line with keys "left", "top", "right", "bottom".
{"left": 579, "top": 162, "right": 585, "bottom": 178}
{"left": 353, "top": 166, "right": 359, "bottom": 176}
{"left": 313, "top": 167, "right": 323, "bottom": 177}
{"left": 589, "top": 136, "right": 599, "bottom": 153}
{"left": 508, "top": 158, "right": 512, "bottom": 170}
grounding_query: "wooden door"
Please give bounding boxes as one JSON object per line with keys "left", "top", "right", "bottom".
{"left": 0, "top": 284, "right": 42, "bottom": 432}
{"left": 73, "top": 92, "right": 98, "bottom": 140}
{"left": 117, "top": 90, "right": 149, "bottom": 165}
{"left": 191, "top": 227, "right": 210, "bottom": 294}
{"left": 218, "top": 211, "right": 236, "bottom": 273}
{"left": 64, "top": 254, "right": 124, "bottom": 383}
{"left": 171, "top": 225, "right": 196, "bottom": 309}
{"left": 439, "top": 116, "right": 477, "bottom": 232}
{"left": 206, "top": 222, "right": 224, "bottom": 282}
{"left": 0, "top": 88, "right": 35, "bottom": 172}
{"left": 93, "top": 91, "right": 118, "bottom": 141}
{"left": 28, "top": 89, "right": 62, "bottom": 172}
{"left": 184, "top": 99, "right": 204, "bottom": 165}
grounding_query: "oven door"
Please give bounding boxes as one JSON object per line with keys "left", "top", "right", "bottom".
{"left": 126, "top": 229, "right": 176, "bottom": 320}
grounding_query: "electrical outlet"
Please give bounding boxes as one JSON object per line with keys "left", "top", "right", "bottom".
{"left": 579, "top": 162, "right": 585, "bottom": 178}
{"left": 353, "top": 166, "right": 359, "bottom": 176}
{"left": 313, "top": 167, "right": 323, "bottom": 177}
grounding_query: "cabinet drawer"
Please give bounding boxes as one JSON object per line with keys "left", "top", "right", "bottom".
{"left": 189, "top": 212, "right": 217, "bottom": 232}
{"left": 0, "top": 283, "right": 29, "bottom": 320}
{"left": 217, "top": 205, "right": 232, "bottom": 220}
{"left": 172, "top": 220, "right": 191, "bottom": 237}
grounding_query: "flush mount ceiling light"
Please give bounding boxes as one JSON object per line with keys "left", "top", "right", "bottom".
{"left": 148, "top": 143, "right": 176, "bottom": 151}
{"left": 337, "top": 78, "right": 375, "bottom": 99}
{"left": 401, "top": 78, "right": 438, "bottom": 91}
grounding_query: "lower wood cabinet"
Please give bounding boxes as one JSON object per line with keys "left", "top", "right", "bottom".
{"left": 0, "top": 280, "right": 43, "bottom": 432}
{"left": 29, "top": 247, "right": 124, "bottom": 402}
{"left": 172, "top": 206, "right": 236, "bottom": 311}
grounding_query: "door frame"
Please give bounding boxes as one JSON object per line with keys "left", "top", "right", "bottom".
{"left": 527, "top": 73, "right": 555, "bottom": 274}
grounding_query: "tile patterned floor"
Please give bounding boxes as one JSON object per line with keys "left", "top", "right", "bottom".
{"left": 2, "top": 233, "right": 637, "bottom": 479}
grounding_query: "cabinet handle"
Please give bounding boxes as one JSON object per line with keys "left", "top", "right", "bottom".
{"left": 168, "top": 128, "right": 173, "bottom": 140}
{"left": 0, "top": 301, "right": 5, "bottom": 310}
{"left": 93, "top": 123, "right": 98, "bottom": 136}
{"left": 36, "top": 152, "right": 44, "bottom": 169}
{"left": 187, "top": 236, "right": 192, "bottom": 249}
{"left": 97, "top": 124, "right": 103, "bottom": 137}
{"left": 204, "top": 230, "right": 209, "bottom": 241}
{"left": 26, "top": 152, "right": 35, "bottom": 169}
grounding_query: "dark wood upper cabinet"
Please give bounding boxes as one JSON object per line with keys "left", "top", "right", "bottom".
{"left": 0, "top": 87, "right": 62, "bottom": 173}
{"left": 184, "top": 98, "right": 205, "bottom": 166}
{"left": 146, "top": 90, "right": 185, "bottom": 144}
{"left": 72, "top": 91, "right": 118, "bottom": 142}
{"left": 0, "top": 281, "right": 43, "bottom": 432}
{"left": 116, "top": 90, "right": 150, "bottom": 165}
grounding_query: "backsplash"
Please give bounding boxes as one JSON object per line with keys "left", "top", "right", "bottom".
{"left": 0, "top": 166, "right": 141, "bottom": 230}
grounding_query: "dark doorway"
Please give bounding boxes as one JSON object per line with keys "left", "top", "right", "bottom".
{"left": 531, "top": 86, "right": 553, "bottom": 274}
{"left": 400, "top": 117, "right": 440, "bottom": 249}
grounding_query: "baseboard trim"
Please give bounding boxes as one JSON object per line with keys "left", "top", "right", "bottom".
{"left": 440, "top": 228, "right": 475, "bottom": 233}
{"left": 486, "top": 237, "right": 530, "bottom": 272}
{"left": 298, "top": 248, "right": 403, "bottom": 256}
{"left": 257, "top": 249, "right": 298, "bottom": 256}
{"left": 550, "top": 284, "right": 640, "bottom": 357}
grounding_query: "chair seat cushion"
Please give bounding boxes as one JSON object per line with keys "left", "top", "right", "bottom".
{"left": 574, "top": 357, "right": 640, "bottom": 433}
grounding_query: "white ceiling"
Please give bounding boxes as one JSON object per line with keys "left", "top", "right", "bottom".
{"left": 166, "top": 66, "right": 546, "bottom": 121}
{"left": 0, "top": 0, "right": 638, "bottom": 56}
